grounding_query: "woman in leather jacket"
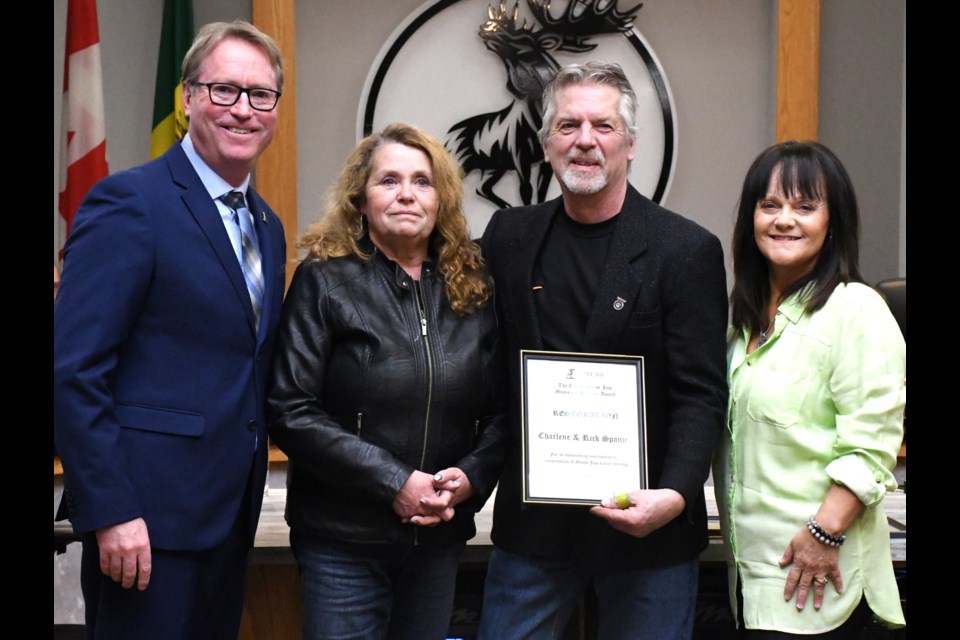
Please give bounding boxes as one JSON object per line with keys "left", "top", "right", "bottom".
{"left": 267, "top": 123, "right": 505, "bottom": 640}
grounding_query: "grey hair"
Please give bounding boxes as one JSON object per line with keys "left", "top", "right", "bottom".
{"left": 538, "top": 61, "right": 638, "bottom": 146}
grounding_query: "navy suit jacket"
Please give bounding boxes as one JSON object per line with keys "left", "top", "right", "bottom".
{"left": 54, "top": 143, "right": 286, "bottom": 551}
{"left": 481, "top": 185, "right": 728, "bottom": 570}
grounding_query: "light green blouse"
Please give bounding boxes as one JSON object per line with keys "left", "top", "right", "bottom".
{"left": 715, "top": 283, "right": 906, "bottom": 632}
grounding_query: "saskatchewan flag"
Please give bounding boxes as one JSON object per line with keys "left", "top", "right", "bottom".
{"left": 150, "top": 0, "right": 194, "bottom": 159}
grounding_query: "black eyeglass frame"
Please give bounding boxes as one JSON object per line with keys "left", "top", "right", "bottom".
{"left": 190, "top": 81, "right": 281, "bottom": 112}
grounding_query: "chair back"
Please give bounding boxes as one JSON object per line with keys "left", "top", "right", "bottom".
{"left": 875, "top": 278, "right": 906, "bottom": 341}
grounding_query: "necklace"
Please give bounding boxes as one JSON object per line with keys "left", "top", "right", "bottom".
{"left": 757, "top": 316, "right": 776, "bottom": 348}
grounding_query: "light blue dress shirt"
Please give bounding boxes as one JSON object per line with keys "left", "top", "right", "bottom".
{"left": 180, "top": 133, "right": 252, "bottom": 264}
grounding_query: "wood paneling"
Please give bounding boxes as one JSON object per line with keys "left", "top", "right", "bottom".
{"left": 239, "top": 564, "right": 302, "bottom": 640}
{"left": 777, "top": 0, "right": 820, "bottom": 141}
{"left": 252, "top": 0, "right": 298, "bottom": 289}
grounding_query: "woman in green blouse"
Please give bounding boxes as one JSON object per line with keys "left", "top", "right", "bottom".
{"left": 716, "top": 141, "right": 905, "bottom": 637}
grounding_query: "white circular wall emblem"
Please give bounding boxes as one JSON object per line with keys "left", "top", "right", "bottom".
{"left": 360, "top": 0, "right": 678, "bottom": 235}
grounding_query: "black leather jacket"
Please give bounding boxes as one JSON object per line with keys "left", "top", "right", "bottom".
{"left": 267, "top": 249, "right": 505, "bottom": 546}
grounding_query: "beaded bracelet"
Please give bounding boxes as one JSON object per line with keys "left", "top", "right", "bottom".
{"left": 807, "top": 516, "right": 846, "bottom": 547}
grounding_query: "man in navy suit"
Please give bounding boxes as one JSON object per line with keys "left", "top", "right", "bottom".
{"left": 476, "top": 62, "right": 728, "bottom": 639}
{"left": 54, "top": 20, "right": 286, "bottom": 639}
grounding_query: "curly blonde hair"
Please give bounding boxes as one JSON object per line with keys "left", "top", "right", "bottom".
{"left": 299, "top": 123, "right": 491, "bottom": 315}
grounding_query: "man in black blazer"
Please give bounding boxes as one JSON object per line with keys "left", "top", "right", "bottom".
{"left": 54, "top": 21, "right": 286, "bottom": 640}
{"left": 477, "top": 62, "right": 728, "bottom": 640}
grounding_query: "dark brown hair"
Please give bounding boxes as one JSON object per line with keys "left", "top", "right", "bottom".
{"left": 730, "top": 141, "right": 863, "bottom": 333}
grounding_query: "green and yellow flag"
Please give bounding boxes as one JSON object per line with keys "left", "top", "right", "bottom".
{"left": 150, "top": 0, "right": 194, "bottom": 159}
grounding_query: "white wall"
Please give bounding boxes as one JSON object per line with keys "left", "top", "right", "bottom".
{"left": 899, "top": 20, "right": 906, "bottom": 277}
{"left": 819, "top": 0, "right": 906, "bottom": 283}
{"left": 294, "top": 0, "right": 774, "bottom": 283}
{"left": 54, "top": 1, "right": 906, "bottom": 282}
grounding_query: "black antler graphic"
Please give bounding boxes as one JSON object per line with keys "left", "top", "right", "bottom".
{"left": 446, "top": 1, "right": 642, "bottom": 209}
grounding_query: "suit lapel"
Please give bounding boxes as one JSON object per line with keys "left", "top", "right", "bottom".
{"left": 505, "top": 201, "right": 561, "bottom": 350}
{"left": 583, "top": 186, "right": 648, "bottom": 353}
{"left": 165, "top": 145, "right": 259, "bottom": 337}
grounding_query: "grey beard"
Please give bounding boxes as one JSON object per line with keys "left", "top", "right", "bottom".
{"left": 559, "top": 167, "right": 607, "bottom": 195}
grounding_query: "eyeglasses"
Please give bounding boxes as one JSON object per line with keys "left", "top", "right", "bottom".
{"left": 191, "top": 82, "right": 281, "bottom": 112}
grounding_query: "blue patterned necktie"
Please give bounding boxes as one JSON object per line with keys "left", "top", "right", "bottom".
{"left": 221, "top": 191, "right": 264, "bottom": 329}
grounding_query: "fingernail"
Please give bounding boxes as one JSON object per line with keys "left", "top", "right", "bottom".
{"left": 419, "top": 498, "right": 427, "bottom": 504}
{"left": 434, "top": 473, "right": 442, "bottom": 481}
{"left": 450, "top": 480, "right": 461, "bottom": 487}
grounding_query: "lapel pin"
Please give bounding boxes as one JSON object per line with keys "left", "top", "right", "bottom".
{"left": 261, "top": 211, "right": 267, "bottom": 223}
{"left": 613, "top": 296, "right": 627, "bottom": 311}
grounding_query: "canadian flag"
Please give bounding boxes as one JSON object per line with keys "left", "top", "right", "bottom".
{"left": 58, "top": 0, "right": 108, "bottom": 241}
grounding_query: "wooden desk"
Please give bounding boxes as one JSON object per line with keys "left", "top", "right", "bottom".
{"left": 57, "top": 455, "right": 905, "bottom": 638}
{"left": 239, "top": 487, "right": 907, "bottom": 639}
{"left": 249, "top": 487, "right": 907, "bottom": 562}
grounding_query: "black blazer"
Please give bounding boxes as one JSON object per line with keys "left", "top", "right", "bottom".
{"left": 480, "top": 185, "right": 728, "bottom": 569}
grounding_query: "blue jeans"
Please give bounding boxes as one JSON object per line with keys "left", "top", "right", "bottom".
{"left": 477, "top": 546, "right": 699, "bottom": 640}
{"left": 290, "top": 529, "right": 464, "bottom": 640}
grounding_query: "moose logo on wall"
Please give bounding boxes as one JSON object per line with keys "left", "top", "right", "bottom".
{"left": 446, "top": 0, "right": 642, "bottom": 209}
{"left": 360, "top": 0, "right": 674, "bottom": 233}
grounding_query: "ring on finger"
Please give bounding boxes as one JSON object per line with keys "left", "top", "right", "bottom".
{"left": 814, "top": 576, "right": 828, "bottom": 585}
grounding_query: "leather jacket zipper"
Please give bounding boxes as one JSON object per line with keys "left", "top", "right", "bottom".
{"left": 356, "top": 412, "right": 363, "bottom": 437}
{"left": 413, "top": 279, "right": 435, "bottom": 547}
{"left": 414, "top": 280, "right": 434, "bottom": 470}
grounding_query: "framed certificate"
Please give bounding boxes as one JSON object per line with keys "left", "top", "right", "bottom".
{"left": 520, "top": 350, "right": 648, "bottom": 505}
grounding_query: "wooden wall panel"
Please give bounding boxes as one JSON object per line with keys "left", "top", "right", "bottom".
{"left": 238, "top": 564, "right": 302, "bottom": 640}
{"left": 777, "top": 0, "right": 821, "bottom": 141}
{"left": 252, "top": 0, "right": 298, "bottom": 288}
